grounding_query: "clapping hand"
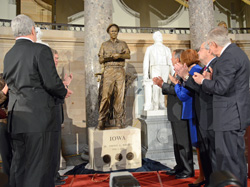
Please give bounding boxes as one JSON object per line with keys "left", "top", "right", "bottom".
{"left": 174, "top": 63, "right": 189, "bottom": 79}
{"left": 153, "top": 76, "right": 164, "bottom": 88}
{"left": 63, "top": 73, "right": 73, "bottom": 87}
{"left": 169, "top": 74, "right": 180, "bottom": 85}
{"left": 193, "top": 72, "right": 204, "bottom": 85}
{"left": 65, "top": 88, "right": 73, "bottom": 98}
{"left": 202, "top": 67, "right": 213, "bottom": 80}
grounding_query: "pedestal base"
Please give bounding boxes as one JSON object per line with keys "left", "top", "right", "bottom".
{"left": 88, "top": 127, "right": 142, "bottom": 171}
{"left": 139, "top": 112, "right": 175, "bottom": 165}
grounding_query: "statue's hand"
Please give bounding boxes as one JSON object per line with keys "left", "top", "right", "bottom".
{"left": 112, "top": 53, "right": 121, "bottom": 60}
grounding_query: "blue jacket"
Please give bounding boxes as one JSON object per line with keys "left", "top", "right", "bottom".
{"left": 175, "top": 64, "right": 202, "bottom": 119}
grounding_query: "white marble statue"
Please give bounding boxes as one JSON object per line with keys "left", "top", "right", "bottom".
{"left": 35, "top": 27, "right": 49, "bottom": 46}
{"left": 143, "top": 31, "right": 173, "bottom": 111}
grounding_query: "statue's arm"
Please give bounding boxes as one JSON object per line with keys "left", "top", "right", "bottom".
{"left": 98, "top": 44, "right": 105, "bottom": 64}
{"left": 143, "top": 48, "right": 150, "bottom": 80}
{"left": 98, "top": 43, "right": 113, "bottom": 64}
{"left": 119, "top": 53, "right": 130, "bottom": 59}
{"left": 167, "top": 47, "right": 172, "bottom": 65}
{"left": 112, "top": 42, "right": 131, "bottom": 60}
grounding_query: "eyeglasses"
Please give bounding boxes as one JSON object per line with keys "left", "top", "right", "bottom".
{"left": 199, "top": 47, "right": 207, "bottom": 51}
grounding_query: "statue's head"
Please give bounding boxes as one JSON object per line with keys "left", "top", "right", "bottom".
{"left": 217, "top": 21, "right": 228, "bottom": 29}
{"left": 106, "top": 23, "right": 120, "bottom": 33}
{"left": 107, "top": 23, "right": 120, "bottom": 40}
{"left": 153, "top": 31, "right": 163, "bottom": 43}
{"left": 35, "top": 27, "right": 43, "bottom": 42}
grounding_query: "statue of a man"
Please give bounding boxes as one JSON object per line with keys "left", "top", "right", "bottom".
{"left": 143, "top": 31, "right": 172, "bottom": 111}
{"left": 97, "top": 24, "right": 131, "bottom": 130}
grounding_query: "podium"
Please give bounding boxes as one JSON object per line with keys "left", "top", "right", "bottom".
{"left": 88, "top": 127, "right": 142, "bottom": 171}
{"left": 139, "top": 110, "right": 175, "bottom": 166}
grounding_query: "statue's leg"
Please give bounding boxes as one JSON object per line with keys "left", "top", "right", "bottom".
{"left": 97, "top": 67, "right": 115, "bottom": 129}
{"left": 151, "top": 65, "right": 161, "bottom": 110}
{"left": 159, "top": 66, "right": 169, "bottom": 109}
{"left": 113, "top": 67, "right": 125, "bottom": 127}
{"left": 143, "top": 81, "right": 153, "bottom": 111}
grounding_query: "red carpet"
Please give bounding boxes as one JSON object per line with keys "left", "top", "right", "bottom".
{"left": 58, "top": 170, "right": 250, "bottom": 187}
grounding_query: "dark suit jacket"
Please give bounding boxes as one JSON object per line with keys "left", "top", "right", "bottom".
{"left": 55, "top": 98, "right": 64, "bottom": 126}
{"left": 184, "top": 58, "right": 217, "bottom": 130}
{"left": 3, "top": 39, "right": 67, "bottom": 133}
{"left": 202, "top": 43, "right": 250, "bottom": 131}
{"left": 162, "top": 82, "right": 182, "bottom": 122}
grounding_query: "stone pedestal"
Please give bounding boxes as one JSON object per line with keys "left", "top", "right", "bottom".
{"left": 88, "top": 127, "right": 141, "bottom": 171}
{"left": 139, "top": 112, "right": 175, "bottom": 166}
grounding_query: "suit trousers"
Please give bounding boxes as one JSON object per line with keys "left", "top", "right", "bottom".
{"left": 215, "top": 130, "right": 247, "bottom": 187}
{"left": 54, "top": 129, "right": 61, "bottom": 180}
{"left": 9, "top": 131, "right": 60, "bottom": 187}
{"left": 197, "top": 127, "right": 216, "bottom": 184}
{"left": 171, "top": 120, "right": 194, "bottom": 175}
{"left": 0, "top": 122, "right": 12, "bottom": 177}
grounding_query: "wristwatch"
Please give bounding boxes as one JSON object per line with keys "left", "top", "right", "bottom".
{"left": 184, "top": 74, "right": 189, "bottom": 81}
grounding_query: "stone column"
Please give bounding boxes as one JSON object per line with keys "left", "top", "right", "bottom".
{"left": 188, "top": 0, "right": 214, "bottom": 50}
{"left": 84, "top": 0, "right": 112, "bottom": 127}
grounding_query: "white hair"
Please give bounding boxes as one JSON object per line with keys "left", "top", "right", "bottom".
{"left": 11, "top": 14, "right": 35, "bottom": 37}
{"left": 206, "top": 26, "right": 231, "bottom": 47}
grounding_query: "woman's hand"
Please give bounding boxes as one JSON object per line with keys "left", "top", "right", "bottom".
{"left": 169, "top": 74, "right": 179, "bottom": 85}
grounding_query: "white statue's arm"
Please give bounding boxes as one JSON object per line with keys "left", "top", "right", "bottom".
{"left": 166, "top": 47, "right": 174, "bottom": 83}
{"left": 167, "top": 48, "right": 172, "bottom": 66}
{"left": 143, "top": 47, "right": 151, "bottom": 80}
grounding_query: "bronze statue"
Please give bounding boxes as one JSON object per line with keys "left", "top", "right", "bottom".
{"left": 97, "top": 24, "right": 131, "bottom": 130}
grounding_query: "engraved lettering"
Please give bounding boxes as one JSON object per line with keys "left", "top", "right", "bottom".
{"left": 110, "top": 136, "right": 126, "bottom": 141}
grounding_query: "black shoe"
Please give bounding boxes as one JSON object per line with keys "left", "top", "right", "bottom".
{"left": 188, "top": 180, "right": 206, "bottom": 187}
{"left": 55, "top": 180, "right": 66, "bottom": 186}
{"left": 57, "top": 175, "right": 68, "bottom": 180}
{"left": 166, "top": 169, "right": 178, "bottom": 175}
{"left": 175, "top": 172, "right": 194, "bottom": 179}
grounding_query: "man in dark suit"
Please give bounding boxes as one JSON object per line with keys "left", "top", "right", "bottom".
{"left": 153, "top": 49, "right": 194, "bottom": 179}
{"left": 175, "top": 42, "right": 217, "bottom": 186}
{"left": 3, "top": 14, "right": 72, "bottom": 187}
{"left": 0, "top": 78, "right": 10, "bottom": 178}
{"left": 193, "top": 26, "right": 250, "bottom": 187}
{"left": 51, "top": 48, "right": 72, "bottom": 185}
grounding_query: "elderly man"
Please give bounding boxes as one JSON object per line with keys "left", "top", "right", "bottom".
{"left": 51, "top": 49, "right": 72, "bottom": 185}
{"left": 97, "top": 24, "right": 130, "bottom": 130}
{"left": 3, "top": 14, "right": 72, "bottom": 187}
{"left": 153, "top": 49, "right": 194, "bottom": 179}
{"left": 174, "top": 42, "right": 217, "bottom": 186}
{"left": 193, "top": 26, "right": 250, "bottom": 187}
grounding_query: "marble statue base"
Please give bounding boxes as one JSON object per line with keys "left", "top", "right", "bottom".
{"left": 139, "top": 111, "right": 175, "bottom": 166}
{"left": 88, "top": 127, "right": 142, "bottom": 171}
{"left": 142, "top": 110, "right": 167, "bottom": 117}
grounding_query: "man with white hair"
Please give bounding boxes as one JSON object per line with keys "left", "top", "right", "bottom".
{"left": 143, "top": 31, "right": 172, "bottom": 111}
{"left": 193, "top": 26, "right": 250, "bottom": 187}
{"left": 3, "top": 14, "right": 72, "bottom": 187}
